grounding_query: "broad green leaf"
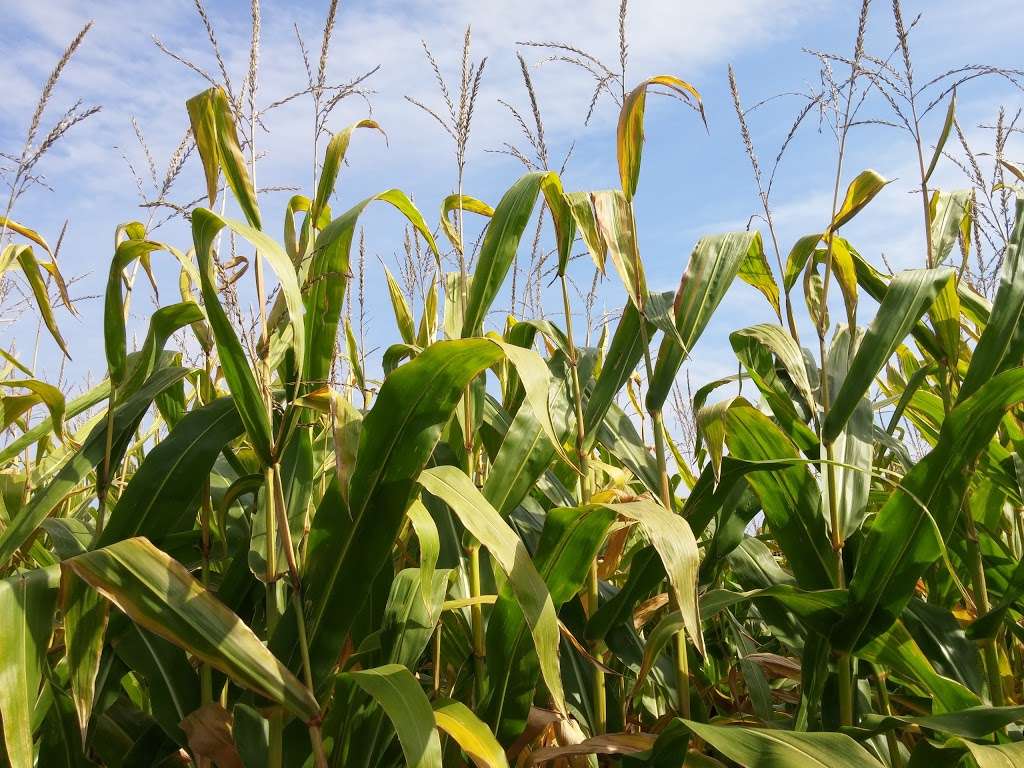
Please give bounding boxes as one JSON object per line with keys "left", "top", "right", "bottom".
{"left": 924, "top": 91, "right": 957, "bottom": 184}
{"left": 65, "top": 537, "right": 319, "bottom": 721}
{"left": 343, "top": 664, "right": 443, "bottom": 768}
{"left": 929, "top": 189, "right": 972, "bottom": 265}
{"left": 299, "top": 339, "right": 504, "bottom": 683}
{"left": 565, "top": 190, "right": 606, "bottom": 273}
{"left": 823, "top": 267, "right": 954, "bottom": 443}
{"left": 0, "top": 566, "right": 59, "bottom": 768}
{"left": 100, "top": 396, "right": 243, "bottom": 547}
{"left": 462, "top": 171, "right": 567, "bottom": 337}
{"left": 618, "top": 74, "right": 705, "bottom": 200}
{"left": 648, "top": 232, "right": 762, "bottom": 412}
{"left": 959, "top": 199, "right": 1024, "bottom": 401}
{"left": 724, "top": 400, "right": 836, "bottom": 589}
{"left": 186, "top": 87, "right": 261, "bottom": 227}
{"left": 738, "top": 235, "right": 781, "bottom": 318}
{"left": 10, "top": 245, "right": 71, "bottom": 357}
{"left": 784, "top": 233, "right": 823, "bottom": 293}
{"left": 837, "top": 367, "right": 1024, "bottom": 651}
{"left": 419, "top": 464, "right": 566, "bottom": 714}
{"left": 0, "top": 380, "right": 109, "bottom": 464}
{"left": 857, "top": 620, "right": 979, "bottom": 713}
{"left": 682, "top": 720, "right": 883, "bottom": 768}
{"left": 116, "top": 302, "right": 204, "bottom": 401}
{"left": 855, "top": 705, "right": 1024, "bottom": 740}
{"left": 583, "top": 296, "right": 659, "bottom": 451}
{"left": 193, "top": 207, "right": 305, "bottom": 390}
{"left": 0, "top": 366, "right": 189, "bottom": 567}
{"left": 407, "top": 499, "right": 440, "bottom": 604}
{"left": 593, "top": 497, "right": 705, "bottom": 655}
{"left": 696, "top": 397, "right": 736, "bottom": 483}
{"left": 826, "top": 326, "right": 873, "bottom": 539}
{"left": 729, "top": 324, "right": 817, "bottom": 447}
{"left": 432, "top": 698, "right": 508, "bottom": 768}
{"left": 482, "top": 504, "right": 615, "bottom": 742}
{"left": 303, "top": 189, "right": 439, "bottom": 385}
{"left": 103, "top": 236, "right": 166, "bottom": 386}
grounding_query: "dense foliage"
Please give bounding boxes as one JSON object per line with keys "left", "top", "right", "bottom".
{"left": 2, "top": 3, "right": 1024, "bottom": 767}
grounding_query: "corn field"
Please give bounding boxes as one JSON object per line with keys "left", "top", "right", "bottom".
{"left": 2, "top": 1, "right": 1024, "bottom": 766}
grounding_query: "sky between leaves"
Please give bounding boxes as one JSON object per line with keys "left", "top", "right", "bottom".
{"left": 2, "top": 0, "right": 1023, "bottom": 405}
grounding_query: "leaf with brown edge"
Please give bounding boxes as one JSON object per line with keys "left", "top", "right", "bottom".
{"left": 529, "top": 732, "right": 656, "bottom": 765}
{"left": 827, "top": 169, "right": 889, "bottom": 234}
{"left": 64, "top": 537, "right": 319, "bottom": 722}
{"left": 618, "top": 74, "right": 705, "bottom": 200}
{"left": 180, "top": 703, "right": 243, "bottom": 768}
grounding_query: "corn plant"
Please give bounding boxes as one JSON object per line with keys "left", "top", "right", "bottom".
{"left": 2, "top": 4, "right": 1024, "bottom": 768}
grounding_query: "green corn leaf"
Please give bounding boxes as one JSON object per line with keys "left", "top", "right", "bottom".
{"left": 440, "top": 193, "right": 494, "bottom": 256}
{"left": 65, "top": 537, "right": 319, "bottom": 721}
{"left": 647, "top": 231, "right": 762, "bottom": 412}
{"left": 1, "top": 379, "right": 65, "bottom": 442}
{"left": 304, "top": 190, "right": 439, "bottom": 385}
{"left": 419, "top": 464, "right": 567, "bottom": 716}
{"left": 784, "top": 233, "right": 824, "bottom": 293}
{"left": 482, "top": 504, "right": 615, "bottom": 742}
{"left": 723, "top": 400, "right": 836, "bottom": 589}
{"left": 407, "top": 500, "right": 440, "bottom": 604}
{"left": 924, "top": 91, "right": 957, "bottom": 184}
{"left": 837, "top": 366, "right": 1024, "bottom": 652}
{"left": 854, "top": 705, "right": 1024, "bottom": 740}
{"left": 591, "top": 189, "right": 647, "bottom": 311}
{"left": 342, "top": 664, "right": 443, "bottom": 768}
{"left": 0, "top": 380, "right": 110, "bottom": 465}
{"left": 186, "top": 87, "right": 261, "bottom": 228}
{"left": 823, "top": 267, "right": 954, "bottom": 443}
{"left": 383, "top": 265, "right": 417, "bottom": 344}
{"left": 299, "top": 339, "right": 504, "bottom": 684}
{"left": 959, "top": 199, "right": 1024, "bottom": 401}
{"left": 682, "top": 720, "right": 883, "bottom": 768}
{"left": 10, "top": 245, "right": 71, "bottom": 358}
{"left": 0, "top": 366, "right": 189, "bottom": 567}
{"left": 0, "top": 566, "right": 60, "bottom": 768}
{"left": 312, "top": 118, "right": 383, "bottom": 222}
{"left": 462, "top": 171, "right": 568, "bottom": 337}
{"left": 827, "top": 170, "right": 889, "bottom": 234}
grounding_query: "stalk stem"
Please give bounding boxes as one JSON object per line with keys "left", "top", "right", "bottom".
{"left": 638, "top": 316, "right": 691, "bottom": 718}
{"left": 964, "top": 512, "right": 1004, "bottom": 705}
{"left": 561, "top": 273, "right": 606, "bottom": 731}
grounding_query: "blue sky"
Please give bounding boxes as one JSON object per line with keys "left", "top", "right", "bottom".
{"left": 3, "top": 0, "right": 1023, "bottom": 414}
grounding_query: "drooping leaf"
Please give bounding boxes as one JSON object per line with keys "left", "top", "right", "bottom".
{"left": 432, "top": 698, "right": 508, "bottom": 768}
{"left": 342, "top": 664, "right": 443, "bottom": 768}
{"left": 65, "top": 537, "right": 319, "bottom": 721}
{"left": 419, "top": 465, "right": 566, "bottom": 715}
{"left": 618, "top": 74, "right": 705, "bottom": 200}
{"left": 827, "top": 170, "right": 889, "bottom": 234}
